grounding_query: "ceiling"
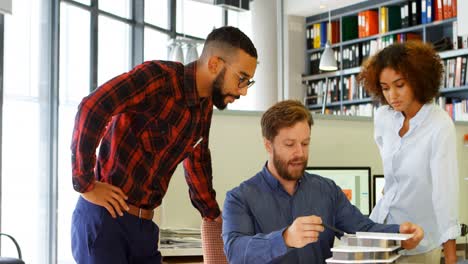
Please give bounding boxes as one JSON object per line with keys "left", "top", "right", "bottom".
{"left": 285, "top": 0, "right": 365, "bottom": 17}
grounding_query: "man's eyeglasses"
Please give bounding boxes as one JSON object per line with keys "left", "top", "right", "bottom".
{"left": 218, "top": 57, "right": 255, "bottom": 89}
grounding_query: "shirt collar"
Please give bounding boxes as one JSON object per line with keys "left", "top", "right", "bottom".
{"left": 408, "top": 103, "right": 432, "bottom": 126}
{"left": 392, "top": 103, "right": 432, "bottom": 127}
{"left": 261, "top": 162, "right": 303, "bottom": 194}
{"left": 183, "top": 61, "right": 201, "bottom": 107}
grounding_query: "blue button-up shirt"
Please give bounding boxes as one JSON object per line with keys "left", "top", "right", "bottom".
{"left": 222, "top": 165, "right": 400, "bottom": 264}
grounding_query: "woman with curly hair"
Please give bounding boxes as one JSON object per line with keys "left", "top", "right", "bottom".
{"left": 358, "top": 41, "right": 459, "bottom": 264}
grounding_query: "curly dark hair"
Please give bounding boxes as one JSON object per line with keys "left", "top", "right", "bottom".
{"left": 357, "top": 41, "right": 443, "bottom": 105}
{"left": 261, "top": 100, "right": 313, "bottom": 141}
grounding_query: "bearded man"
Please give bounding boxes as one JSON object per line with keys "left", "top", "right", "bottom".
{"left": 71, "top": 26, "right": 257, "bottom": 263}
{"left": 222, "top": 100, "right": 424, "bottom": 264}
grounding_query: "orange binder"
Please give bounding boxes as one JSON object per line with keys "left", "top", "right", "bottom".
{"left": 358, "top": 12, "right": 365, "bottom": 38}
{"left": 444, "top": 0, "right": 451, "bottom": 19}
{"left": 434, "top": 0, "right": 444, "bottom": 20}
{"left": 452, "top": 0, "right": 457, "bottom": 18}
{"left": 365, "top": 10, "right": 379, "bottom": 37}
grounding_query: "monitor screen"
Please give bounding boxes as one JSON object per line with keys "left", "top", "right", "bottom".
{"left": 305, "top": 166, "right": 371, "bottom": 216}
{"left": 372, "top": 175, "right": 385, "bottom": 209}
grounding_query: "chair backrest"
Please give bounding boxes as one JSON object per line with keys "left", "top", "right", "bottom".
{"left": 201, "top": 219, "right": 228, "bottom": 264}
{"left": 0, "top": 233, "right": 25, "bottom": 264}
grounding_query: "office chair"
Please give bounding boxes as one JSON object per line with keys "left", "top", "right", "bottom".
{"left": 201, "top": 219, "right": 228, "bottom": 264}
{"left": 0, "top": 233, "right": 25, "bottom": 264}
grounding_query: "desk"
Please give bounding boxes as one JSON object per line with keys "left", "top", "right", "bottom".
{"left": 161, "top": 247, "right": 203, "bottom": 264}
{"left": 160, "top": 247, "right": 202, "bottom": 257}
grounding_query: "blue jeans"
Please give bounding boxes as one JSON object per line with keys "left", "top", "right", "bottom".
{"left": 72, "top": 197, "right": 162, "bottom": 264}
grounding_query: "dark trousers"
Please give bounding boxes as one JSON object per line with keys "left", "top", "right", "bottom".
{"left": 71, "top": 197, "right": 162, "bottom": 264}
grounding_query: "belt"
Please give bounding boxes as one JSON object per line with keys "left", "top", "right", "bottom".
{"left": 126, "top": 204, "right": 154, "bottom": 220}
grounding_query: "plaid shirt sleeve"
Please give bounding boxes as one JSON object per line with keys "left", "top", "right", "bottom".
{"left": 183, "top": 107, "right": 221, "bottom": 219}
{"left": 71, "top": 61, "right": 169, "bottom": 193}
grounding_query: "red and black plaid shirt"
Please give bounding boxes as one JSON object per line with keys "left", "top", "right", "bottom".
{"left": 71, "top": 61, "right": 220, "bottom": 219}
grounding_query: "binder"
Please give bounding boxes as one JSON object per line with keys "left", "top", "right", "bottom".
{"left": 434, "top": 0, "right": 444, "bottom": 20}
{"left": 446, "top": 0, "right": 453, "bottom": 18}
{"left": 387, "top": 6, "right": 402, "bottom": 31}
{"left": 320, "top": 21, "right": 328, "bottom": 47}
{"left": 358, "top": 11, "right": 365, "bottom": 38}
{"left": 422, "top": 0, "right": 427, "bottom": 24}
{"left": 365, "top": 10, "right": 379, "bottom": 37}
{"left": 426, "top": 0, "right": 433, "bottom": 23}
{"left": 443, "top": 0, "right": 450, "bottom": 19}
{"left": 313, "top": 23, "right": 321, "bottom": 49}
{"left": 380, "top": 7, "right": 388, "bottom": 33}
{"left": 330, "top": 21, "right": 340, "bottom": 44}
{"left": 452, "top": 0, "right": 457, "bottom": 18}
{"left": 342, "top": 16, "right": 358, "bottom": 41}
{"left": 410, "top": 0, "right": 421, "bottom": 26}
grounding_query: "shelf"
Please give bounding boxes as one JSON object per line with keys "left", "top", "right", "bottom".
{"left": 342, "top": 98, "right": 374, "bottom": 106}
{"left": 439, "top": 48, "right": 468, "bottom": 59}
{"left": 302, "top": 67, "right": 360, "bottom": 81}
{"left": 306, "top": 18, "right": 456, "bottom": 53}
{"left": 424, "top": 17, "right": 457, "bottom": 28}
{"left": 306, "top": 43, "right": 340, "bottom": 54}
{"left": 440, "top": 86, "right": 468, "bottom": 99}
{"left": 307, "top": 101, "right": 341, "bottom": 110}
{"left": 303, "top": 0, "right": 465, "bottom": 121}
{"left": 342, "top": 67, "right": 361, "bottom": 75}
{"left": 302, "top": 71, "right": 341, "bottom": 81}
{"left": 307, "top": 98, "right": 373, "bottom": 110}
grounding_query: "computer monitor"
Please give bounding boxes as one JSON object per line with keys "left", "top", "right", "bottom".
{"left": 305, "top": 166, "right": 371, "bottom": 216}
{"left": 372, "top": 174, "right": 385, "bottom": 209}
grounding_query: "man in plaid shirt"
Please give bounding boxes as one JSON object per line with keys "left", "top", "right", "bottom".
{"left": 71, "top": 26, "right": 257, "bottom": 263}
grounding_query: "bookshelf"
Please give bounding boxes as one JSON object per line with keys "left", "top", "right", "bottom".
{"left": 302, "top": 0, "right": 468, "bottom": 121}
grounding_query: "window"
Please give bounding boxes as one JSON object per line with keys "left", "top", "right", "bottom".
{"left": 98, "top": 0, "right": 131, "bottom": 19}
{"left": 1, "top": 0, "right": 51, "bottom": 262}
{"left": 176, "top": 0, "right": 223, "bottom": 39}
{"left": 227, "top": 9, "right": 253, "bottom": 40}
{"left": 98, "top": 15, "right": 131, "bottom": 86}
{"left": 57, "top": 3, "right": 91, "bottom": 264}
{"left": 71, "top": 0, "right": 90, "bottom": 5}
{"left": 144, "top": 27, "right": 170, "bottom": 61}
{"left": 145, "top": 0, "right": 169, "bottom": 29}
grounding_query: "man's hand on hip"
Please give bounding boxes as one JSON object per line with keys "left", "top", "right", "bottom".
{"left": 81, "top": 181, "right": 129, "bottom": 218}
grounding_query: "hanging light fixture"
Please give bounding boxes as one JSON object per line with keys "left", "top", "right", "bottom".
{"left": 169, "top": 40, "right": 184, "bottom": 63}
{"left": 319, "top": 8, "right": 337, "bottom": 71}
{"left": 185, "top": 43, "right": 199, "bottom": 63}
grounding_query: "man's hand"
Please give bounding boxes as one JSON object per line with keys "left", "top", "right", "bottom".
{"left": 81, "top": 181, "right": 129, "bottom": 218}
{"left": 283, "top": 216, "right": 324, "bottom": 248}
{"left": 399, "top": 222, "right": 424, "bottom": 250}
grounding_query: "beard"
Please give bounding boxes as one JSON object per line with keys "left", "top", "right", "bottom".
{"left": 212, "top": 68, "right": 240, "bottom": 110}
{"left": 272, "top": 148, "right": 307, "bottom": 181}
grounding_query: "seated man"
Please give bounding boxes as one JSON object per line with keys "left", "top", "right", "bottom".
{"left": 222, "top": 100, "right": 424, "bottom": 264}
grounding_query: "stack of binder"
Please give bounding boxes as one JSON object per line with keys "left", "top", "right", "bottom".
{"left": 326, "top": 232, "right": 414, "bottom": 264}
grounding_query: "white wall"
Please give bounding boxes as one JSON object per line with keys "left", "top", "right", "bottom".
{"left": 283, "top": 15, "right": 306, "bottom": 102}
{"left": 159, "top": 111, "right": 468, "bottom": 244}
{"left": 249, "top": 0, "right": 279, "bottom": 110}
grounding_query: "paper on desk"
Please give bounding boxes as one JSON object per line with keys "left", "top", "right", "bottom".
{"left": 326, "top": 254, "right": 400, "bottom": 263}
{"left": 331, "top": 245, "right": 400, "bottom": 252}
{"left": 355, "top": 232, "right": 414, "bottom": 240}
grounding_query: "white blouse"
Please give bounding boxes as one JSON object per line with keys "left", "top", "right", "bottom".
{"left": 370, "top": 104, "right": 460, "bottom": 255}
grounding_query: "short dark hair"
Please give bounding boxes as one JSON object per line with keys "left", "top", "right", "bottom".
{"left": 358, "top": 41, "right": 443, "bottom": 105}
{"left": 202, "top": 26, "right": 257, "bottom": 59}
{"left": 261, "top": 100, "right": 313, "bottom": 141}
